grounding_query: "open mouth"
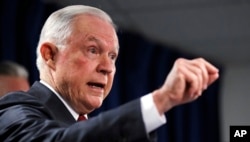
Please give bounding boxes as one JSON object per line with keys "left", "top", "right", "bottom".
{"left": 87, "top": 82, "right": 105, "bottom": 89}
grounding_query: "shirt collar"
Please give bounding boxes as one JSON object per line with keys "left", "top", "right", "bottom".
{"left": 40, "top": 80, "right": 79, "bottom": 121}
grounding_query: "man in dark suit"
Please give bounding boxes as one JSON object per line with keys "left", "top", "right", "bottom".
{"left": 0, "top": 5, "right": 219, "bottom": 142}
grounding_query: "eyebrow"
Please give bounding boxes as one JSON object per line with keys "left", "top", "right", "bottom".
{"left": 87, "top": 35, "right": 119, "bottom": 50}
{"left": 87, "top": 36, "right": 98, "bottom": 41}
{"left": 87, "top": 36, "right": 100, "bottom": 44}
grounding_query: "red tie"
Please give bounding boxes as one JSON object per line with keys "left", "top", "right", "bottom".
{"left": 77, "top": 114, "right": 87, "bottom": 121}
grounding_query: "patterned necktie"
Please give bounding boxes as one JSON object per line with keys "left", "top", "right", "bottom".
{"left": 77, "top": 114, "right": 87, "bottom": 121}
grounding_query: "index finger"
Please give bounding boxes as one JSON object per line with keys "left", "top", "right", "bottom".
{"left": 203, "top": 59, "right": 219, "bottom": 74}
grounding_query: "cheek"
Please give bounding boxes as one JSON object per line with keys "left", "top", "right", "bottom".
{"left": 105, "top": 74, "right": 115, "bottom": 96}
{"left": 57, "top": 57, "right": 87, "bottom": 77}
{"left": 56, "top": 49, "right": 82, "bottom": 69}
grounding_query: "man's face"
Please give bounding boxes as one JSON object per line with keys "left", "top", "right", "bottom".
{"left": 0, "top": 76, "right": 30, "bottom": 97}
{"left": 53, "top": 15, "right": 118, "bottom": 114}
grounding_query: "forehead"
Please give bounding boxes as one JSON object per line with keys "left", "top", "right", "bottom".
{"left": 70, "top": 14, "right": 118, "bottom": 46}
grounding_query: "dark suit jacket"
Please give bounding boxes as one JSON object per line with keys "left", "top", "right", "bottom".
{"left": 0, "top": 81, "right": 156, "bottom": 142}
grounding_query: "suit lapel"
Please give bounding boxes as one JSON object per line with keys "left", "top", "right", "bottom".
{"left": 28, "top": 81, "right": 76, "bottom": 125}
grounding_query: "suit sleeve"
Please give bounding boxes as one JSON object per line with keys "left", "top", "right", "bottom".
{"left": 0, "top": 94, "right": 156, "bottom": 142}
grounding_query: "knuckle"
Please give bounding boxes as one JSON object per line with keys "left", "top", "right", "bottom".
{"left": 196, "top": 57, "right": 205, "bottom": 62}
{"left": 175, "top": 58, "right": 186, "bottom": 64}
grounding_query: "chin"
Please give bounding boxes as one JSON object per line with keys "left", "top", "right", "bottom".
{"left": 91, "top": 101, "right": 103, "bottom": 108}
{"left": 88, "top": 97, "right": 103, "bottom": 109}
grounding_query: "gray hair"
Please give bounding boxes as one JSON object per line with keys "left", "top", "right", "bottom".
{"left": 36, "top": 5, "right": 117, "bottom": 71}
{"left": 0, "top": 61, "right": 29, "bottom": 79}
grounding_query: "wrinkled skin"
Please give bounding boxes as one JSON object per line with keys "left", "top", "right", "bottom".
{"left": 40, "top": 14, "right": 118, "bottom": 114}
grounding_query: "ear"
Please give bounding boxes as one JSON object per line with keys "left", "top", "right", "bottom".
{"left": 40, "top": 42, "right": 58, "bottom": 70}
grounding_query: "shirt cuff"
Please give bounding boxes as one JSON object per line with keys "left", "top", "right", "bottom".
{"left": 140, "top": 93, "right": 167, "bottom": 133}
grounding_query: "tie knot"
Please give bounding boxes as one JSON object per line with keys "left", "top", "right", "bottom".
{"left": 77, "top": 114, "right": 87, "bottom": 121}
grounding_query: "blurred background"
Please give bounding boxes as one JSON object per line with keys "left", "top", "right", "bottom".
{"left": 0, "top": 0, "right": 249, "bottom": 142}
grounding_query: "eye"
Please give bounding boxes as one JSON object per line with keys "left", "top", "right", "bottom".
{"left": 88, "top": 47, "right": 98, "bottom": 54}
{"left": 84, "top": 46, "right": 100, "bottom": 59}
{"left": 109, "top": 53, "right": 117, "bottom": 61}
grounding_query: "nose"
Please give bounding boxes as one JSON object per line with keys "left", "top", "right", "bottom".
{"left": 97, "top": 55, "right": 115, "bottom": 75}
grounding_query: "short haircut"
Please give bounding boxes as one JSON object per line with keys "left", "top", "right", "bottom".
{"left": 36, "top": 5, "right": 117, "bottom": 71}
{"left": 0, "top": 61, "right": 29, "bottom": 79}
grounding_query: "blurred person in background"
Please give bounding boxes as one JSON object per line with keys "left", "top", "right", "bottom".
{"left": 0, "top": 60, "right": 30, "bottom": 97}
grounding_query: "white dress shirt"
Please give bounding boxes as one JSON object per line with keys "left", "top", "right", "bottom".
{"left": 40, "top": 80, "right": 166, "bottom": 133}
